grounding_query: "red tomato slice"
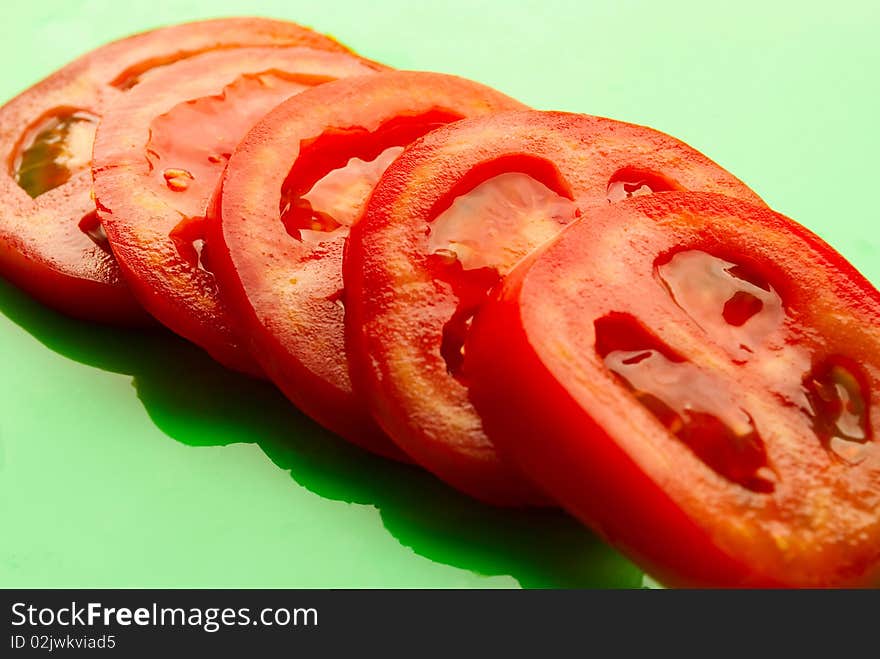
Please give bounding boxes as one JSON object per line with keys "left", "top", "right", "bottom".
{"left": 0, "top": 17, "right": 352, "bottom": 325}
{"left": 93, "top": 47, "right": 382, "bottom": 373}
{"left": 344, "top": 111, "right": 765, "bottom": 506}
{"left": 206, "top": 71, "right": 525, "bottom": 459}
{"left": 466, "top": 191, "right": 880, "bottom": 587}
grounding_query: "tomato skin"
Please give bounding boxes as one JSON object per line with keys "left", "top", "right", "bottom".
{"left": 345, "top": 111, "right": 764, "bottom": 507}
{"left": 466, "top": 192, "right": 880, "bottom": 587}
{"left": 0, "top": 209, "right": 149, "bottom": 326}
{"left": 207, "top": 71, "right": 525, "bottom": 460}
{"left": 0, "top": 17, "right": 352, "bottom": 326}
{"left": 93, "top": 47, "right": 382, "bottom": 374}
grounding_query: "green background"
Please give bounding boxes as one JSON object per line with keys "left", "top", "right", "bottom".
{"left": 1, "top": 1, "right": 877, "bottom": 588}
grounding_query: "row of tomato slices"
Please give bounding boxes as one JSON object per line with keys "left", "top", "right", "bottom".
{"left": 1, "top": 17, "right": 878, "bottom": 588}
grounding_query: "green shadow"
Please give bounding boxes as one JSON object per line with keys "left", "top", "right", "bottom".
{"left": 0, "top": 277, "right": 643, "bottom": 588}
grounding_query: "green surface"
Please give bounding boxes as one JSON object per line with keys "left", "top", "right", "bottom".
{"left": 0, "top": 1, "right": 877, "bottom": 588}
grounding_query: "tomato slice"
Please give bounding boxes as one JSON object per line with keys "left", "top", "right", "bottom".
{"left": 0, "top": 17, "right": 353, "bottom": 325}
{"left": 466, "top": 191, "right": 880, "bottom": 587}
{"left": 205, "top": 71, "right": 525, "bottom": 459}
{"left": 344, "top": 111, "right": 765, "bottom": 506}
{"left": 92, "top": 47, "right": 382, "bottom": 373}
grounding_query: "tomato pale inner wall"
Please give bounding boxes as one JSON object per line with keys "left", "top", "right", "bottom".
{"left": 427, "top": 168, "right": 688, "bottom": 379}
{"left": 283, "top": 146, "right": 405, "bottom": 243}
{"left": 278, "top": 110, "right": 467, "bottom": 250}
{"left": 428, "top": 172, "right": 576, "bottom": 273}
{"left": 427, "top": 172, "right": 576, "bottom": 377}
{"left": 13, "top": 110, "right": 98, "bottom": 198}
{"left": 657, "top": 250, "right": 784, "bottom": 361}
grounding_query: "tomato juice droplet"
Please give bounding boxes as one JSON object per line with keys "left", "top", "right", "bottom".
{"left": 595, "top": 313, "right": 775, "bottom": 493}
{"left": 428, "top": 172, "right": 576, "bottom": 274}
{"left": 163, "top": 168, "right": 194, "bottom": 191}
{"left": 656, "top": 250, "right": 784, "bottom": 359}
{"left": 13, "top": 110, "right": 99, "bottom": 198}
{"left": 803, "top": 360, "right": 872, "bottom": 464}
{"left": 606, "top": 168, "right": 678, "bottom": 203}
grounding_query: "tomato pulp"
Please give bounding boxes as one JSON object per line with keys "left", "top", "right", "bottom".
{"left": 344, "top": 110, "right": 765, "bottom": 505}
{"left": 207, "top": 71, "right": 525, "bottom": 458}
{"left": 0, "top": 17, "right": 352, "bottom": 325}
{"left": 92, "top": 47, "right": 381, "bottom": 373}
{"left": 467, "top": 192, "right": 880, "bottom": 587}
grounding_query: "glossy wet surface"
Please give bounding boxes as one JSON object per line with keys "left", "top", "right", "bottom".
{"left": 656, "top": 250, "right": 784, "bottom": 361}
{"left": 804, "top": 359, "right": 871, "bottom": 464}
{"left": 12, "top": 110, "right": 98, "bottom": 198}
{"left": 278, "top": 110, "right": 464, "bottom": 248}
{"left": 428, "top": 172, "right": 575, "bottom": 274}
{"left": 146, "top": 73, "right": 316, "bottom": 226}
{"left": 77, "top": 210, "right": 112, "bottom": 252}
{"left": 282, "top": 146, "right": 404, "bottom": 243}
{"left": 599, "top": 248, "right": 876, "bottom": 487}
{"left": 595, "top": 313, "right": 776, "bottom": 492}
{"left": 429, "top": 173, "right": 576, "bottom": 378}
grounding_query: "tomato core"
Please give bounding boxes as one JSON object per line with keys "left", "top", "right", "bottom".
{"left": 145, "top": 70, "right": 335, "bottom": 275}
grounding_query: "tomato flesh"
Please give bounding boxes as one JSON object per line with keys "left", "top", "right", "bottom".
{"left": 208, "top": 71, "right": 525, "bottom": 458}
{"left": 345, "top": 110, "right": 765, "bottom": 506}
{"left": 93, "top": 47, "right": 382, "bottom": 373}
{"left": 466, "top": 191, "right": 880, "bottom": 587}
{"left": 0, "top": 17, "right": 352, "bottom": 325}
